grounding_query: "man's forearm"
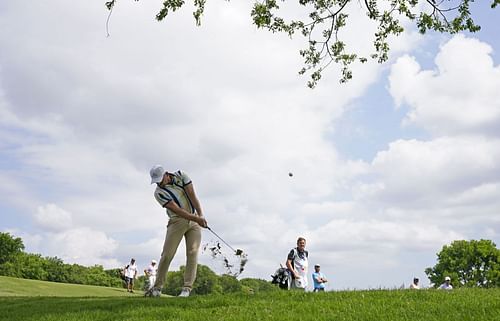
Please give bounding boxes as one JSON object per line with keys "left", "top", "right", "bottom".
{"left": 185, "top": 184, "right": 204, "bottom": 216}
{"left": 172, "top": 207, "right": 200, "bottom": 221}
{"left": 190, "top": 194, "right": 203, "bottom": 216}
{"left": 286, "top": 261, "right": 296, "bottom": 276}
{"left": 193, "top": 200, "right": 203, "bottom": 217}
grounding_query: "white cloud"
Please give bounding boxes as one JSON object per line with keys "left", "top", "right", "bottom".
{"left": 361, "top": 136, "right": 500, "bottom": 207}
{"left": 8, "top": 227, "right": 120, "bottom": 269}
{"left": 34, "top": 204, "right": 73, "bottom": 231}
{"left": 374, "top": 36, "right": 500, "bottom": 237}
{"left": 448, "top": 182, "right": 500, "bottom": 207}
{"left": 43, "top": 227, "right": 119, "bottom": 267}
{"left": 389, "top": 35, "right": 500, "bottom": 136}
{"left": 311, "top": 219, "right": 463, "bottom": 252}
{"left": 24, "top": 204, "right": 121, "bottom": 268}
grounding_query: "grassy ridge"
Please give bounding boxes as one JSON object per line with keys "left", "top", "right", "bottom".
{"left": 0, "top": 277, "right": 499, "bottom": 321}
{"left": 0, "top": 276, "right": 137, "bottom": 297}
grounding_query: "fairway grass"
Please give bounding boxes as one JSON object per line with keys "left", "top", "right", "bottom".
{"left": 0, "top": 277, "right": 499, "bottom": 321}
{"left": 0, "top": 276, "right": 137, "bottom": 297}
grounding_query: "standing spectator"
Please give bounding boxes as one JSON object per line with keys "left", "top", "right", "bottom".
{"left": 123, "top": 258, "right": 138, "bottom": 293}
{"left": 148, "top": 165, "right": 208, "bottom": 298}
{"left": 438, "top": 276, "right": 453, "bottom": 290}
{"left": 143, "top": 259, "right": 158, "bottom": 295}
{"left": 312, "top": 264, "right": 328, "bottom": 292}
{"left": 286, "top": 237, "right": 308, "bottom": 290}
{"left": 410, "top": 277, "right": 420, "bottom": 289}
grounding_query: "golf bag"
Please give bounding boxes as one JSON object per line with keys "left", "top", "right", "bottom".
{"left": 271, "top": 265, "right": 291, "bottom": 290}
{"left": 120, "top": 265, "right": 129, "bottom": 281}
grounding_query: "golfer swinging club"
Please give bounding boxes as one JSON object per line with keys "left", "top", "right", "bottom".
{"left": 147, "top": 165, "right": 208, "bottom": 297}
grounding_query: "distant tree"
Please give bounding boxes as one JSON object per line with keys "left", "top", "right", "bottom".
{"left": 0, "top": 233, "right": 128, "bottom": 288}
{"left": 0, "top": 257, "right": 22, "bottom": 277}
{"left": 85, "top": 265, "right": 111, "bottom": 286}
{"left": 192, "top": 264, "right": 222, "bottom": 295}
{"left": 18, "top": 253, "right": 48, "bottom": 281}
{"left": 0, "top": 232, "right": 24, "bottom": 265}
{"left": 163, "top": 269, "right": 184, "bottom": 295}
{"left": 65, "top": 263, "right": 88, "bottom": 285}
{"left": 425, "top": 239, "right": 500, "bottom": 288}
{"left": 135, "top": 275, "right": 147, "bottom": 291}
{"left": 105, "top": 268, "right": 126, "bottom": 288}
{"left": 43, "top": 257, "right": 69, "bottom": 283}
{"left": 164, "top": 264, "right": 223, "bottom": 295}
{"left": 105, "top": 0, "right": 499, "bottom": 87}
{"left": 240, "top": 277, "right": 277, "bottom": 292}
{"left": 219, "top": 274, "right": 242, "bottom": 293}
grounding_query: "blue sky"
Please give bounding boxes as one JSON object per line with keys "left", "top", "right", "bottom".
{"left": 1, "top": 1, "right": 499, "bottom": 291}
{"left": 334, "top": 1, "right": 499, "bottom": 162}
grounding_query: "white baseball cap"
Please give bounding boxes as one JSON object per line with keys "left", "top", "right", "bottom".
{"left": 150, "top": 165, "right": 166, "bottom": 184}
{"left": 151, "top": 259, "right": 157, "bottom": 264}
{"left": 445, "top": 276, "right": 451, "bottom": 281}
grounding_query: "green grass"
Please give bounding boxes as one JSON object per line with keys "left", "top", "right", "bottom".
{"left": 0, "top": 276, "right": 138, "bottom": 297}
{"left": 0, "top": 276, "right": 499, "bottom": 321}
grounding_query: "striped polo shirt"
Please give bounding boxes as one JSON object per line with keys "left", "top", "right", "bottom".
{"left": 153, "top": 170, "right": 194, "bottom": 218}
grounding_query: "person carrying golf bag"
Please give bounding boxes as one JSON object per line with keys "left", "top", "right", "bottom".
{"left": 147, "top": 165, "right": 208, "bottom": 298}
{"left": 286, "top": 237, "right": 309, "bottom": 290}
{"left": 271, "top": 237, "right": 309, "bottom": 290}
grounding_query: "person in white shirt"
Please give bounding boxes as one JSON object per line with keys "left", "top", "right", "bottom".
{"left": 438, "top": 276, "right": 453, "bottom": 290}
{"left": 410, "top": 277, "right": 420, "bottom": 289}
{"left": 286, "top": 237, "right": 308, "bottom": 290}
{"left": 144, "top": 259, "right": 158, "bottom": 294}
{"left": 123, "top": 258, "right": 138, "bottom": 293}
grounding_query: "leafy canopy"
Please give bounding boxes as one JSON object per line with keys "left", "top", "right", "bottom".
{"left": 425, "top": 239, "right": 500, "bottom": 288}
{"left": 106, "top": 0, "right": 499, "bottom": 87}
{"left": 0, "top": 232, "right": 24, "bottom": 265}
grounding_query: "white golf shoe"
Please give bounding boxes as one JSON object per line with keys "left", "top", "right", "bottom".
{"left": 178, "top": 288, "right": 191, "bottom": 297}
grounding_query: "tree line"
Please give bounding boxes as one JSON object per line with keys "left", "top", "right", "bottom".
{"left": 0, "top": 232, "right": 275, "bottom": 294}
{"left": 2, "top": 232, "right": 499, "bottom": 292}
{"left": 0, "top": 232, "right": 123, "bottom": 287}
{"left": 160, "top": 265, "right": 276, "bottom": 295}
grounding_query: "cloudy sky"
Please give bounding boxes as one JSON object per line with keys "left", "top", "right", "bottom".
{"left": 1, "top": 1, "right": 499, "bottom": 290}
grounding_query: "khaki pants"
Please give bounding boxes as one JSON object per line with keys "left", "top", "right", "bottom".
{"left": 154, "top": 217, "right": 202, "bottom": 290}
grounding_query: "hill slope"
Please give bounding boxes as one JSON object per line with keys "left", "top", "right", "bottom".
{"left": 0, "top": 276, "right": 138, "bottom": 297}
{"left": 0, "top": 276, "right": 499, "bottom": 321}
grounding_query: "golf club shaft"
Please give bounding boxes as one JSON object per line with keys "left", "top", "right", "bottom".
{"left": 207, "top": 227, "right": 236, "bottom": 252}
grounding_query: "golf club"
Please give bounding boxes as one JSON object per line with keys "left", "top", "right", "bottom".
{"left": 206, "top": 226, "right": 237, "bottom": 253}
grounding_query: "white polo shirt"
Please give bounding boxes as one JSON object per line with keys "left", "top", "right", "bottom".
{"left": 124, "top": 263, "right": 137, "bottom": 278}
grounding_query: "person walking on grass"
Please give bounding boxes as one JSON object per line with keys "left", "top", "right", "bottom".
{"left": 410, "top": 277, "right": 420, "bottom": 289}
{"left": 143, "top": 259, "right": 158, "bottom": 294}
{"left": 123, "top": 258, "right": 138, "bottom": 293}
{"left": 286, "top": 237, "right": 309, "bottom": 290}
{"left": 147, "top": 165, "right": 208, "bottom": 298}
{"left": 438, "top": 276, "right": 453, "bottom": 290}
{"left": 312, "top": 264, "right": 328, "bottom": 292}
